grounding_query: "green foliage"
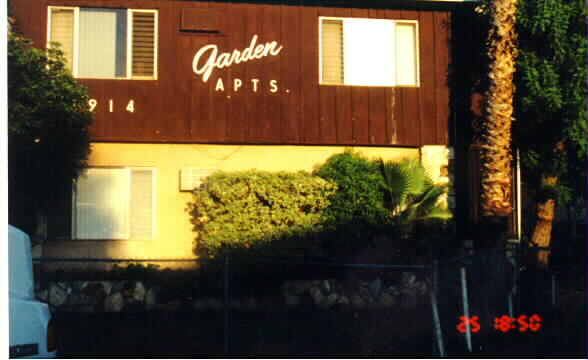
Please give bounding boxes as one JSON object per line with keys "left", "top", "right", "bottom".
{"left": 514, "top": 0, "right": 587, "bottom": 200}
{"left": 189, "top": 170, "right": 337, "bottom": 259}
{"left": 380, "top": 159, "right": 452, "bottom": 231}
{"left": 8, "top": 33, "right": 92, "bottom": 232}
{"left": 314, "top": 150, "right": 389, "bottom": 227}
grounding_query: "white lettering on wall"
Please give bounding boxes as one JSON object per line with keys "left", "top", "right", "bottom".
{"left": 251, "top": 78, "right": 260, "bottom": 92}
{"left": 88, "top": 99, "right": 136, "bottom": 113}
{"left": 270, "top": 80, "right": 278, "bottom": 93}
{"left": 192, "top": 34, "right": 283, "bottom": 82}
{"left": 233, "top": 78, "right": 243, "bottom": 92}
{"left": 215, "top": 78, "right": 225, "bottom": 92}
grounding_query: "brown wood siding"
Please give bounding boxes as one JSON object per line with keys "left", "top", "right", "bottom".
{"left": 12, "top": 0, "right": 452, "bottom": 146}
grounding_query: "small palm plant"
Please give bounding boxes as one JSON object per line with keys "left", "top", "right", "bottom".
{"left": 379, "top": 158, "right": 452, "bottom": 237}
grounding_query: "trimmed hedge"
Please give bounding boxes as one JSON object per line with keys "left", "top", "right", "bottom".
{"left": 189, "top": 170, "right": 337, "bottom": 258}
{"left": 314, "top": 150, "right": 390, "bottom": 230}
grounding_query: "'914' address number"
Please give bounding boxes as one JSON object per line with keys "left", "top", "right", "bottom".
{"left": 88, "top": 99, "right": 135, "bottom": 113}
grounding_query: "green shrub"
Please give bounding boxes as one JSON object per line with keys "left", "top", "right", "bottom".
{"left": 314, "top": 150, "right": 389, "bottom": 228}
{"left": 189, "top": 170, "right": 337, "bottom": 259}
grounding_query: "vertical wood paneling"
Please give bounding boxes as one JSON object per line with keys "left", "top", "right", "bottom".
{"left": 350, "top": 7, "right": 370, "bottom": 145}
{"left": 334, "top": 7, "right": 353, "bottom": 144}
{"left": 156, "top": 5, "right": 178, "bottom": 139}
{"left": 17, "top": 0, "right": 453, "bottom": 147}
{"left": 317, "top": 7, "right": 338, "bottom": 144}
{"left": 300, "top": 5, "right": 320, "bottom": 144}
{"left": 418, "top": 11, "right": 438, "bottom": 145}
{"left": 244, "top": 4, "right": 264, "bottom": 141}
{"left": 434, "top": 11, "right": 451, "bottom": 145}
{"left": 261, "top": 4, "right": 282, "bottom": 142}
{"left": 209, "top": 1, "right": 228, "bottom": 141}
{"left": 188, "top": 3, "right": 214, "bottom": 142}
{"left": 367, "top": 8, "right": 388, "bottom": 145}
{"left": 225, "top": 3, "right": 248, "bottom": 142}
{"left": 398, "top": 9, "right": 421, "bottom": 146}
{"left": 280, "top": 4, "right": 301, "bottom": 143}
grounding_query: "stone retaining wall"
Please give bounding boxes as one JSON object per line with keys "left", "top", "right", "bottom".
{"left": 36, "top": 272, "right": 431, "bottom": 312}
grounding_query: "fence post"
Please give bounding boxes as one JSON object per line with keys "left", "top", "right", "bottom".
{"left": 431, "top": 290, "right": 446, "bottom": 357}
{"left": 224, "top": 254, "right": 230, "bottom": 356}
{"left": 460, "top": 266, "right": 472, "bottom": 353}
{"left": 551, "top": 274, "right": 557, "bottom": 307}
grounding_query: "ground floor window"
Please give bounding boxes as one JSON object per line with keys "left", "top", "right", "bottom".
{"left": 72, "top": 167, "right": 155, "bottom": 240}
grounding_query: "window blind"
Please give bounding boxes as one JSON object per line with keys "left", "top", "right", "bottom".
{"left": 49, "top": 8, "right": 74, "bottom": 71}
{"left": 132, "top": 11, "right": 156, "bottom": 78}
{"left": 321, "top": 19, "right": 344, "bottom": 84}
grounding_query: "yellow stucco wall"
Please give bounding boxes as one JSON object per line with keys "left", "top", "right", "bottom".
{"left": 43, "top": 143, "right": 418, "bottom": 268}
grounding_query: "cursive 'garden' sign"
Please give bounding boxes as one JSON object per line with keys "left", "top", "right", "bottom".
{"left": 192, "top": 34, "right": 283, "bottom": 84}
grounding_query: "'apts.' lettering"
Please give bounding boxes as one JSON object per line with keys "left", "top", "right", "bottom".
{"left": 192, "top": 34, "right": 283, "bottom": 82}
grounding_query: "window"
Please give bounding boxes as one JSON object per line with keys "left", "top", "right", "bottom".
{"left": 73, "top": 168, "right": 156, "bottom": 240}
{"left": 319, "top": 17, "right": 419, "bottom": 87}
{"left": 48, "top": 7, "right": 158, "bottom": 79}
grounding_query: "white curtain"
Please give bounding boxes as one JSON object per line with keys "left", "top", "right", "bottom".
{"left": 78, "top": 8, "right": 127, "bottom": 78}
{"left": 343, "top": 18, "right": 395, "bottom": 86}
{"left": 395, "top": 23, "right": 418, "bottom": 86}
{"left": 75, "top": 168, "right": 130, "bottom": 239}
{"left": 130, "top": 169, "right": 154, "bottom": 239}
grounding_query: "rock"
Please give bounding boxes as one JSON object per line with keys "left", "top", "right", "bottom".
{"left": 401, "top": 272, "right": 417, "bottom": 287}
{"left": 101, "top": 281, "right": 113, "bottom": 296}
{"left": 68, "top": 293, "right": 94, "bottom": 306}
{"left": 145, "top": 287, "right": 158, "bottom": 309}
{"left": 379, "top": 293, "right": 396, "bottom": 307}
{"left": 111, "top": 281, "right": 125, "bottom": 294}
{"left": 337, "top": 296, "right": 350, "bottom": 306}
{"left": 284, "top": 295, "right": 300, "bottom": 306}
{"left": 385, "top": 286, "right": 401, "bottom": 297}
{"left": 133, "top": 282, "right": 146, "bottom": 302}
{"left": 121, "top": 281, "right": 136, "bottom": 299}
{"left": 292, "top": 281, "right": 312, "bottom": 295}
{"left": 321, "top": 280, "right": 331, "bottom": 293}
{"left": 71, "top": 281, "right": 86, "bottom": 292}
{"left": 414, "top": 281, "right": 428, "bottom": 296}
{"left": 350, "top": 295, "right": 365, "bottom": 308}
{"left": 49, "top": 283, "right": 69, "bottom": 306}
{"left": 104, "top": 292, "right": 124, "bottom": 312}
{"left": 369, "top": 279, "right": 382, "bottom": 297}
{"left": 309, "top": 287, "right": 323, "bottom": 305}
{"left": 36, "top": 289, "right": 48, "bottom": 303}
{"left": 325, "top": 293, "right": 338, "bottom": 306}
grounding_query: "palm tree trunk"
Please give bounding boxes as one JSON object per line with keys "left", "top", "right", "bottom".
{"left": 480, "top": 0, "right": 518, "bottom": 218}
{"left": 532, "top": 176, "right": 558, "bottom": 266}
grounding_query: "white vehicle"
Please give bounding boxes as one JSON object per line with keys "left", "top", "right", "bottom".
{"left": 9, "top": 225, "right": 57, "bottom": 358}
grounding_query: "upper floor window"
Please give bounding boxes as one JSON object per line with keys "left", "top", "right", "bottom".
{"left": 48, "top": 7, "right": 158, "bottom": 80}
{"left": 319, "top": 17, "right": 419, "bottom": 87}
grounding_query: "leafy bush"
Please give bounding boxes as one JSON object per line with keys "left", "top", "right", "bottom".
{"left": 314, "top": 150, "right": 389, "bottom": 228}
{"left": 189, "top": 170, "right": 337, "bottom": 259}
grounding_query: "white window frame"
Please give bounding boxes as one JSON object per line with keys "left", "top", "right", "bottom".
{"left": 47, "top": 6, "right": 158, "bottom": 80}
{"left": 71, "top": 167, "right": 157, "bottom": 240}
{"left": 318, "top": 17, "right": 420, "bottom": 87}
